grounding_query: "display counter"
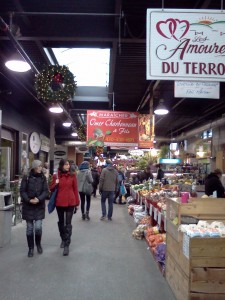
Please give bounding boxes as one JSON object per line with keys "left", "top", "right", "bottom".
{"left": 166, "top": 197, "right": 225, "bottom": 300}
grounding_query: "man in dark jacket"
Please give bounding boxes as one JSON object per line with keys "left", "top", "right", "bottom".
{"left": 205, "top": 168, "right": 225, "bottom": 198}
{"left": 99, "top": 159, "right": 118, "bottom": 220}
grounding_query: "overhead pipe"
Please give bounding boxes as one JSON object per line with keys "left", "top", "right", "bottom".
{"left": 11, "top": 11, "right": 121, "bottom": 17}
{"left": 0, "top": 16, "right": 39, "bottom": 74}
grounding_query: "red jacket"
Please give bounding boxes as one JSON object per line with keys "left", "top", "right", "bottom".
{"left": 50, "top": 171, "right": 80, "bottom": 207}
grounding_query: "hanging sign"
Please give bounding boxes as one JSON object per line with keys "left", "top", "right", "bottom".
{"left": 147, "top": 9, "right": 225, "bottom": 81}
{"left": 138, "top": 114, "right": 154, "bottom": 149}
{"left": 86, "top": 110, "right": 139, "bottom": 147}
{"left": 174, "top": 81, "right": 220, "bottom": 98}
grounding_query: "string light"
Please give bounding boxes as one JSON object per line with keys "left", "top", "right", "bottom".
{"left": 34, "top": 65, "right": 77, "bottom": 102}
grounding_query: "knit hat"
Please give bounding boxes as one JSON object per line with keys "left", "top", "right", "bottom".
{"left": 32, "top": 160, "right": 42, "bottom": 169}
{"left": 79, "top": 161, "right": 90, "bottom": 170}
{"left": 105, "top": 159, "right": 113, "bottom": 165}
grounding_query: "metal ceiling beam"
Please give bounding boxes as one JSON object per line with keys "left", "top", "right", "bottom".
{"left": 12, "top": 11, "right": 121, "bottom": 17}
{"left": 0, "top": 16, "right": 39, "bottom": 74}
{"left": 0, "top": 36, "right": 145, "bottom": 43}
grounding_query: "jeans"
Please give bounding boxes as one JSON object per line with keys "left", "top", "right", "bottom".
{"left": 101, "top": 191, "right": 115, "bottom": 218}
{"left": 26, "top": 219, "right": 42, "bottom": 236}
{"left": 79, "top": 192, "right": 91, "bottom": 214}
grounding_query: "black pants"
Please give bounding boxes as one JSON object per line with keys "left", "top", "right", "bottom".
{"left": 92, "top": 184, "right": 98, "bottom": 197}
{"left": 56, "top": 206, "right": 74, "bottom": 226}
{"left": 79, "top": 192, "right": 91, "bottom": 214}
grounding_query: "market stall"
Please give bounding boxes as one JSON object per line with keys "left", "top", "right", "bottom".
{"left": 128, "top": 182, "right": 225, "bottom": 300}
{"left": 166, "top": 197, "right": 225, "bottom": 300}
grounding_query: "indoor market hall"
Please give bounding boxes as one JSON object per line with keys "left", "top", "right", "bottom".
{"left": 0, "top": 195, "right": 175, "bottom": 300}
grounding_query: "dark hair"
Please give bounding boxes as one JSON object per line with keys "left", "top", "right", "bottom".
{"left": 58, "top": 159, "right": 69, "bottom": 172}
{"left": 214, "top": 168, "right": 222, "bottom": 175}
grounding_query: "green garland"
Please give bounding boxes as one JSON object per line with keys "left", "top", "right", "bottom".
{"left": 77, "top": 124, "right": 87, "bottom": 141}
{"left": 35, "top": 65, "right": 77, "bottom": 102}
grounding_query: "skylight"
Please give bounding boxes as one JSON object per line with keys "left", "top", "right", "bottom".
{"left": 51, "top": 48, "right": 110, "bottom": 87}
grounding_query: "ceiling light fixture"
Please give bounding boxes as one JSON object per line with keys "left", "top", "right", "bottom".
{"left": 71, "top": 132, "right": 78, "bottom": 137}
{"left": 49, "top": 104, "right": 63, "bottom": 114}
{"left": 154, "top": 99, "right": 169, "bottom": 115}
{"left": 5, "top": 52, "right": 31, "bottom": 72}
{"left": 63, "top": 119, "right": 72, "bottom": 127}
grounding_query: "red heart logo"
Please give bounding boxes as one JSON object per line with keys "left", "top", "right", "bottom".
{"left": 156, "top": 18, "right": 189, "bottom": 41}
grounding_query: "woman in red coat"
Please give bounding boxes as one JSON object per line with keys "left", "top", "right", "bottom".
{"left": 50, "top": 158, "right": 80, "bottom": 256}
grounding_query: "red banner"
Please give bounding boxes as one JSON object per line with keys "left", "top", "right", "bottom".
{"left": 87, "top": 110, "right": 139, "bottom": 147}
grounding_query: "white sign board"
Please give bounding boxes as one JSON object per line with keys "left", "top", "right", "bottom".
{"left": 174, "top": 81, "right": 220, "bottom": 98}
{"left": 147, "top": 9, "right": 225, "bottom": 81}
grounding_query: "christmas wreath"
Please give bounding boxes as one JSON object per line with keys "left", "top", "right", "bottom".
{"left": 34, "top": 65, "right": 77, "bottom": 102}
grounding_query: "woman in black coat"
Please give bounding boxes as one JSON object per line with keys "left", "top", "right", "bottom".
{"left": 20, "top": 160, "right": 49, "bottom": 257}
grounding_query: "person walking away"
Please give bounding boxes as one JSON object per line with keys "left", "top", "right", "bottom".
{"left": 49, "top": 159, "right": 80, "bottom": 256}
{"left": 69, "top": 160, "right": 78, "bottom": 175}
{"left": 20, "top": 160, "right": 49, "bottom": 258}
{"left": 156, "top": 164, "right": 164, "bottom": 181}
{"left": 91, "top": 166, "right": 100, "bottom": 197}
{"left": 77, "top": 161, "right": 93, "bottom": 220}
{"left": 114, "top": 167, "right": 126, "bottom": 204}
{"left": 205, "top": 168, "right": 225, "bottom": 198}
{"left": 99, "top": 159, "right": 118, "bottom": 220}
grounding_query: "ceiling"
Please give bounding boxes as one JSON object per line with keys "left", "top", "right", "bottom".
{"left": 0, "top": 0, "right": 225, "bottom": 147}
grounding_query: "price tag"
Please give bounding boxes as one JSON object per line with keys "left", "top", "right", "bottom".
{"left": 150, "top": 204, "right": 153, "bottom": 215}
{"left": 154, "top": 207, "right": 158, "bottom": 221}
{"left": 158, "top": 212, "right": 162, "bottom": 226}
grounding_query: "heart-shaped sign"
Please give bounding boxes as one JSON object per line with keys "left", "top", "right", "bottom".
{"left": 156, "top": 18, "right": 190, "bottom": 41}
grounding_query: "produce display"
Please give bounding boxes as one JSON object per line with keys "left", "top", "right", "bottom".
{"left": 179, "top": 221, "right": 225, "bottom": 237}
{"left": 132, "top": 224, "right": 149, "bottom": 240}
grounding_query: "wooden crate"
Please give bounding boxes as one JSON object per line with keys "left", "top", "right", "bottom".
{"left": 166, "top": 254, "right": 189, "bottom": 300}
{"left": 166, "top": 233, "right": 189, "bottom": 277}
{"left": 166, "top": 232, "right": 225, "bottom": 299}
{"left": 166, "top": 198, "right": 225, "bottom": 299}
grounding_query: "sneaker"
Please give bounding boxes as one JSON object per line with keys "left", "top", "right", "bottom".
{"left": 100, "top": 216, "right": 106, "bottom": 220}
{"left": 108, "top": 217, "right": 112, "bottom": 221}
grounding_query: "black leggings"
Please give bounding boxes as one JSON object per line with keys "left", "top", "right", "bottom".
{"left": 79, "top": 192, "right": 91, "bottom": 214}
{"left": 56, "top": 206, "right": 74, "bottom": 226}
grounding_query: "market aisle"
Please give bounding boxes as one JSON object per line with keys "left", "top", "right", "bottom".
{"left": 0, "top": 195, "right": 175, "bottom": 300}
